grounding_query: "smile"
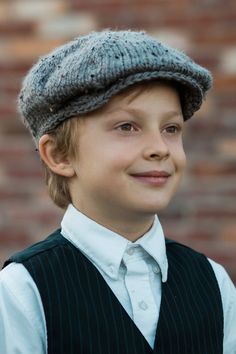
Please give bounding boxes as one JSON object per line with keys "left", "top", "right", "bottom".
{"left": 130, "top": 171, "right": 171, "bottom": 186}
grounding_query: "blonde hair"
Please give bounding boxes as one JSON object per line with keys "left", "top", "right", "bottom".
{"left": 41, "top": 117, "right": 82, "bottom": 209}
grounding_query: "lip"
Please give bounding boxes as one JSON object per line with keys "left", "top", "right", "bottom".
{"left": 131, "top": 170, "right": 171, "bottom": 177}
{"left": 130, "top": 170, "right": 171, "bottom": 186}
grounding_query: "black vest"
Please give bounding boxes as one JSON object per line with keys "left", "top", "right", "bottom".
{"left": 4, "top": 229, "right": 223, "bottom": 354}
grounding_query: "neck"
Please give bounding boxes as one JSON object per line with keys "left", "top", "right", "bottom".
{"left": 73, "top": 203, "right": 155, "bottom": 242}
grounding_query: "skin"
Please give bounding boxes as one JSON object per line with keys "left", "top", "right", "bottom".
{"left": 39, "top": 81, "right": 186, "bottom": 241}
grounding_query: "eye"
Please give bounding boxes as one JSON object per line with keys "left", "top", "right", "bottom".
{"left": 117, "top": 122, "right": 137, "bottom": 132}
{"left": 163, "top": 124, "right": 182, "bottom": 134}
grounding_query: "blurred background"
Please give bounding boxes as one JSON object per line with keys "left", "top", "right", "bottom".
{"left": 0, "top": 0, "right": 236, "bottom": 283}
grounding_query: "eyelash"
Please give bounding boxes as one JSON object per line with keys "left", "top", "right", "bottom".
{"left": 116, "top": 123, "right": 137, "bottom": 132}
{"left": 163, "top": 125, "right": 182, "bottom": 134}
{"left": 116, "top": 122, "right": 182, "bottom": 135}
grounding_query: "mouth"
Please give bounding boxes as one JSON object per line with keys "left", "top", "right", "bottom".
{"left": 130, "top": 170, "right": 171, "bottom": 186}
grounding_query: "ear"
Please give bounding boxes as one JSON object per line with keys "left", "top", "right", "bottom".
{"left": 38, "top": 134, "right": 75, "bottom": 177}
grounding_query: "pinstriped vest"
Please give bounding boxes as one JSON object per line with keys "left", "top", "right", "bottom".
{"left": 4, "top": 229, "right": 223, "bottom": 354}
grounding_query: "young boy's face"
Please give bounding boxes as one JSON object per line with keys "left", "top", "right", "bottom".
{"left": 69, "top": 81, "right": 186, "bottom": 229}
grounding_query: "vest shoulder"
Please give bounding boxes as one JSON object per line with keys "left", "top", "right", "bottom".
{"left": 3, "top": 229, "right": 67, "bottom": 268}
{"left": 166, "top": 238, "right": 207, "bottom": 259}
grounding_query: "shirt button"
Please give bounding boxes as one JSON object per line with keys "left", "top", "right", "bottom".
{"left": 152, "top": 265, "right": 160, "bottom": 274}
{"left": 109, "top": 265, "right": 115, "bottom": 274}
{"left": 138, "top": 301, "right": 148, "bottom": 310}
{"left": 126, "top": 248, "right": 134, "bottom": 255}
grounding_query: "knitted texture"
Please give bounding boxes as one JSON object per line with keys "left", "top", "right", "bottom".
{"left": 18, "top": 29, "right": 213, "bottom": 145}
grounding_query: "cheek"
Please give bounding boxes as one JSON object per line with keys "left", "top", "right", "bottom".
{"left": 171, "top": 143, "right": 186, "bottom": 172}
{"left": 179, "top": 151, "right": 186, "bottom": 173}
{"left": 77, "top": 148, "right": 130, "bottom": 182}
{"left": 101, "top": 144, "right": 136, "bottom": 171}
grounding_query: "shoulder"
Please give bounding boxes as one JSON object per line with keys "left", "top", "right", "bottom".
{"left": 165, "top": 238, "right": 208, "bottom": 260}
{"left": 208, "top": 258, "right": 236, "bottom": 352}
{"left": 3, "top": 229, "right": 68, "bottom": 268}
{"left": 0, "top": 262, "right": 47, "bottom": 352}
{"left": 208, "top": 258, "right": 236, "bottom": 303}
{"left": 166, "top": 238, "right": 236, "bottom": 303}
{"left": 0, "top": 262, "right": 44, "bottom": 318}
{"left": 165, "top": 239, "right": 220, "bottom": 286}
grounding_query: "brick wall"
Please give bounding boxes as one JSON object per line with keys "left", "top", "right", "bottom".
{"left": 0, "top": 0, "right": 236, "bottom": 283}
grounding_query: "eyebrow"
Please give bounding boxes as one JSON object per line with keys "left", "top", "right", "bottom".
{"left": 125, "top": 107, "right": 183, "bottom": 118}
{"left": 106, "top": 106, "right": 183, "bottom": 122}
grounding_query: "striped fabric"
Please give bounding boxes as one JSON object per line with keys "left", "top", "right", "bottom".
{"left": 5, "top": 230, "right": 223, "bottom": 354}
{"left": 155, "top": 241, "right": 223, "bottom": 353}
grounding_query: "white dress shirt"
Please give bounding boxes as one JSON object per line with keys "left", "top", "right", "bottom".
{"left": 0, "top": 203, "right": 236, "bottom": 354}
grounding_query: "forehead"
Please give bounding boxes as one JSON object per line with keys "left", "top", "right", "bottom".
{"left": 101, "top": 80, "right": 181, "bottom": 114}
{"left": 82, "top": 80, "right": 182, "bottom": 124}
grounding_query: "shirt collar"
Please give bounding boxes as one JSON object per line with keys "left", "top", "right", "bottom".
{"left": 61, "top": 204, "right": 168, "bottom": 282}
{"left": 134, "top": 220, "right": 168, "bottom": 282}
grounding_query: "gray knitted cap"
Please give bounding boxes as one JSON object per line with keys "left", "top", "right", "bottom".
{"left": 18, "top": 29, "right": 212, "bottom": 145}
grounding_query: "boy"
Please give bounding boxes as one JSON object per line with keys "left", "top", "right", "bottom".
{"left": 0, "top": 30, "right": 235, "bottom": 354}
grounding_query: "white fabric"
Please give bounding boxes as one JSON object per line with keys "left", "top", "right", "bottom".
{"left": 0, "top": 204, "right": 236, "bottom": 354}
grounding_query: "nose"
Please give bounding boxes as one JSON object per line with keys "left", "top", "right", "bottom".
{"left": 142, "top": 131, "right": 170, "bottom": 160}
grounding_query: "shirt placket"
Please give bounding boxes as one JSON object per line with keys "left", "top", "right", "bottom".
{"left": 123, "top": 246, "right": 158, "bottom": 342}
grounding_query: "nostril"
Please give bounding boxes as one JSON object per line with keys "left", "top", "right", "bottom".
{"left": 148, "top": 150, "right": 169, "bottom": 160}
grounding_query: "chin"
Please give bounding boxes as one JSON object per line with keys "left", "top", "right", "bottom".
{"left": 136, "top": 202, "right": 170, "bottom": 215}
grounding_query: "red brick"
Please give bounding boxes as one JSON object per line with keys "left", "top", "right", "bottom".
{"left": 0, "top": 229, "right": 30, "bottom": 247}
{"left": 0, "top": 3, "right": 10, "bottom": 22}
{"left": 195, "top": 209, "right": 236, "bottom": 219}
{"left": 0, "top": 78, "right": 22, "bottom": 96}
{"left": 193, "top": 27, "right": 236, "bottom": 46}
{"left": 191, "top": 162, "right": 236, "bottom": 177}
{"left": 0, "top": 21, "right": 36, "bottom": 36}
{"left": 215, "top": 94, "right": 236, "bottom": 109}
{"left": 0, "top": 37, "right": 64, "bottom": 62}
{"left": 160, "top": 9, "right": 236, "bottom": 28}
{"left": 216, "top": 138, "right": 236, "bottom": 158}
{"left": 0, "top": 141, "right": 33, "bottom": 159}
{"left": 0, "top": 187, "right": 31, "bottom": 201}
{"left": 214, "top": 75, "right": 236, "bottom": 90}
{"left": 0, "top": 62, "right": 32, "bottom": 75}
{"left": 206, "top": 246, "right": 236, "bottom": 266}
{"left": 0, "top": 106, "right": 16, "bottom": 117}
{"left": 222, "top": 227, "right": 236, "bottom": 242}
{"left": 6, "top": 165, "right": 43, "bottom": 179}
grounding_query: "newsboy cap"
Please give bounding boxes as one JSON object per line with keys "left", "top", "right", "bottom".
{"left": 18, "top": 29, "right": 212, "bottom": 145}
